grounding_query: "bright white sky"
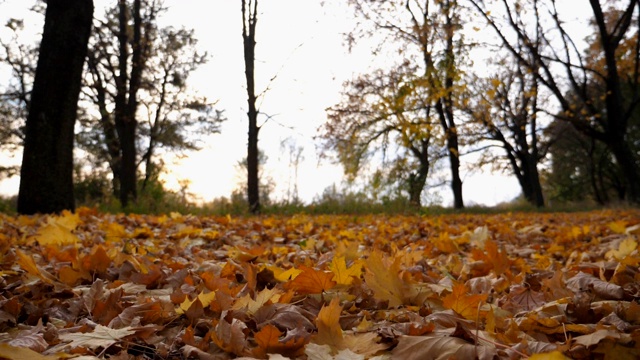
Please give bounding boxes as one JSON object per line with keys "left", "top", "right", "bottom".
{"left": 3, "top": 0, "right": 574, "bottom": 207}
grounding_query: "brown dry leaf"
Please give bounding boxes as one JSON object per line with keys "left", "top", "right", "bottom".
{"left": 253, "top": 303, "right": 315, "bottom": 332}
{"left": 211, "top": 317, "right": 249, "bottom": 356}
{"left": 391, "top": 335, "right": 497, "bottom": 360}
{"left": 304, "top": 343, "right": 364, "bottom": 360}
{"left": 573, "top": 329, "right": 621, "bottom": 349}
{"left": 565, "top": 272, "right": 624, "bottom": 300}
{"left": 58, "top": 324, "right": 136, "bottom": 350}
{"left": 6, "top": 322, "right": 48, "bottom": 352}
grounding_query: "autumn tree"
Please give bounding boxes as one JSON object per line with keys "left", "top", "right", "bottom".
{"left": 463, "top": 54, "right": 549, "bottom": 207}
{"left": 321, "top": 63, "right": 441, "bottom": 208}
{"left": 17, "top": 0, "right": 93, "bottom": 214}
{"left": 345, "top": 0, "right": 468, "bottom": 208}
{"left": 78, "top": 0, "right": 222, "bottom": 206}
{"left": 468, "top": 0, "right": 640, "bottom": 204}
{"left": 0, "top": 19, "right": 38, "bottom": 180}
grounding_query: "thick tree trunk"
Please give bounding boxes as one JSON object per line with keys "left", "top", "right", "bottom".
{"left": 243, "top": 0, "right": 260, "bottom": 214}
{"left": 17, "top": 0, "right": 94, "bottom": 214}
{"left": 524, "top": 158, "right": 545, "bottom": 207}
{"left": 408, "top": 170, "right": 427, "bottom": 208}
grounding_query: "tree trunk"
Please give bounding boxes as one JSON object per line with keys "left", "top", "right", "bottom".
{"left": 408, "top": 169, "right": 427, "bottom": 208}
{"left": 446, "top": 130, "right": 464, "bottom": 209}
{"left": 442, "top": 0, "right": 463, "bottom": 209}
{"left": 524, "top": 157, "right": 545, "bottom": 207}
{"left": 243, "top": 0, "right": 260, "bottom": 214}
{"left": 114, "top": 0, "right": 145, "bottom": 208}
{"left": 608, "top": 137, "right": 640, "bottom": 203}
{"left": 17, "top": 0, "right": 94, "bottom": 214}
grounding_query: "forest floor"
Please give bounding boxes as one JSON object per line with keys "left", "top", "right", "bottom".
{"left": 0, "top": 208, "right": 639, "bottom": 359}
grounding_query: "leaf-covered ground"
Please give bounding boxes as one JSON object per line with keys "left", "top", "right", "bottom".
{"left": 1, "top": 208, "right": 639, "bottom": 359}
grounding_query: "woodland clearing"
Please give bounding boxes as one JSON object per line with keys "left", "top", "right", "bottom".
{"left": 0, "top": 208, "right": 639, "bottom": 359}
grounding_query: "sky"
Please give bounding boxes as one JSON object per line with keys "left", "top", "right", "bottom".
{"left": 0, "top": 0, "right": 543, "bottom": 207}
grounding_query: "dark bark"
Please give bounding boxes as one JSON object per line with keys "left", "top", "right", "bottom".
{"left": 242, "top": 0, "right": 260, "bottom": 214}
{"left": 443, "top": 0, "right": 463, "bottom": 209}
{"left": 17, "top": 0, "right": 94, "bottom": 214}
{"left": 407, "top": 139, "right": 431, "bottom": 208}
{"left": 114, "top": 0, "right": 139, "bottom": 207}
{"left": 113, "top": 0, "right": 152, "bottom": 207}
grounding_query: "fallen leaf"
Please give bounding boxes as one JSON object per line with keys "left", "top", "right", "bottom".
{"left": 58, "top": 324, "right": 136, "bottom": 350}
{"left": 0, "top": 343, "right": 59, "bottom": 360}
{"left": 442, "top": 284, "right": 487, "bottom": 320}
{"left": 287, "top": 265, "right": 336, "bottom": 294}
{"left": 329, "top": 256, "right": 362, "bottom": 285}
{"left": 391, "top": 335, "right": 497, "bottom": 360}
{"left": 313, "top": 297, "right": 344, "bottom": 349}
{"left": 565, "top": 272, "right": 624, "bottom": 300}
{"left": 363, "top": 251, "right": 410, "bottom": 307}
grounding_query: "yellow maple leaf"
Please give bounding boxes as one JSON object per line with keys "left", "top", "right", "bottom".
{"left": 0, "top": 343, "right": 59, "bottom": 360}
{"left": 232, "top": 287, "right": 281, "bottom": 315}
{"left": 31, "top": 215, "right": 80, "bottom": 246}
{"left": 442, "top": 284, "right": 487, "bottom": 320}
{"left": 15, "top": 249, "right": 57, "bottom": 284}
{"left": 363, "top": 251, "right": 409, "bottom": 307}
{"left": 606, "top": 237, "right": 638, "bottom": 261}
{"left": 266, "top": 265, "right": 303, "bottom": 282}
{"left": 329, "top": 256, "right": 362, "bottom": 285}
{"left": 176, "top": 291, "right": 217, "bottom": 315}
{"left": 608, "top": 221, "right": 627, "bottom": 234}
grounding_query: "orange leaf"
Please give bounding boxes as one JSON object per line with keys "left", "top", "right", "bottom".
{"left": 442, "top": 284, "right": 487, "bottom": 320}
{"left": 81, "top": 245, "right": 111, "bottom": 275}
{"left": 253, "top": 324, "right": 307, "bottom": 357}
{"left": 485, "top": 239, "right": 511, "bottom": 276}
{"left": 286, "top": 265, "right": 336, "bottom": 294}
